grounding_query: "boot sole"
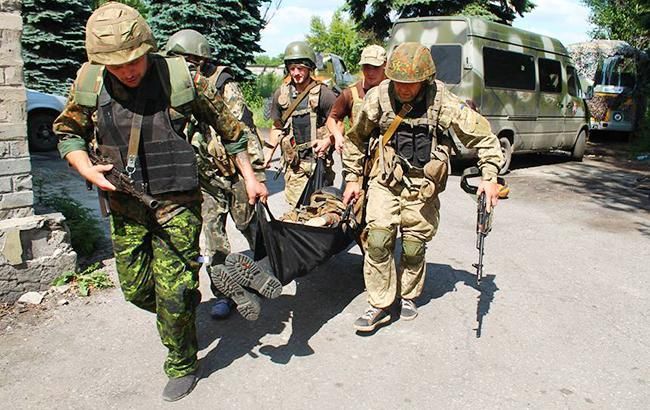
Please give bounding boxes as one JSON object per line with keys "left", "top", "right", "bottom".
{"left": 210, "top": 266, "right": 261, "bottom": 321}
{"left": 353, "top": 314, "right": 391, "bottom": 332}
{"left": 225, "top": 253, "right": 282, "bottom": 299}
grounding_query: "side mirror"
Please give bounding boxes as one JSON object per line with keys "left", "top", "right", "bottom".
{"left": 584, "top": 85, "right": 594, "bottom": 100}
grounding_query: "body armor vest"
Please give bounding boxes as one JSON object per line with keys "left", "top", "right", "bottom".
{"left": 277, "top": 80, "right": 326, "bottom": 156}
{"left": 377, "top": 80, "right": 444, "bottom": 169}
{"left": 349, "top": 81, "right": 364, "bottom": 125}
{"left": 74, "top": 55, "right": 198, "bottom": 195}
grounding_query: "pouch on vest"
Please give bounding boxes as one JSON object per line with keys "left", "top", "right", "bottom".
{"left": 207, "top": 137, "right": 236, "bottom": 177}
{"left": 280, "top": 134, "right": 299, "bottom": 169}
{"left": 421, "top": 145, "right": 450, "bottom": 198}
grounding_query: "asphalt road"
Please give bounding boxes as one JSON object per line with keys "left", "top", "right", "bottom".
{"left": 1, "top": 149, "right": 649, "bottom": 409}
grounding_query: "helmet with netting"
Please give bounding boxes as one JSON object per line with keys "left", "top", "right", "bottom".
{"left": 385, "top": 42, "right": 436, "bottom": 83}
{"left": 85, "top": 2, "right": 156, "bottom": 65}
{"left": 164, "top": 29, "right": 212, "bottom": 60}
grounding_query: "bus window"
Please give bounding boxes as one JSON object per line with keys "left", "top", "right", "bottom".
{"left": 539, "top": 58, "right": 562, "bottom": 93}
{"left": 483, "top": 47, "right": 535, "bottom": 90}
{"left": 567, "top": 66, "right": 579, "bottom": 97}
{"left": 430, "top": 45, "right": 462, "bottom": 84}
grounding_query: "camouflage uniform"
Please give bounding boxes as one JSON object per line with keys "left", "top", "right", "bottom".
{"left": 54, "top": 4, "right": 248, "bottom": 382}
{"left": 270, "top": 41, "right": 337, "bottom": 207}
{"left": 344, "top": 43, "right": 504, "bottom": 312}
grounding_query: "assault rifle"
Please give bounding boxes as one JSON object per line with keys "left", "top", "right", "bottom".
{"left": 460, "top": 167, "right": 504, "bottom": 285}
{"left": 86, "top": 150, "right": 159, "bottom": 216}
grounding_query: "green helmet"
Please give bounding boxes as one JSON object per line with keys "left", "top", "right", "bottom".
{"left": 385, "top": 42, "right": 436, "bottom": 83}
{"left": 85, "top": 2, "right": 156, "bottom": 66}
{"left": 164, "top": 29, "right": 212, "bottom": 60}
{"left": 283, "top": 41, "right": 316, "bottom": 69}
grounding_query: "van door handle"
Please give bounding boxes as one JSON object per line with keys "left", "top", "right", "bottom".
{"left": 557, "top": 102, "right": 564, "bottom": 108}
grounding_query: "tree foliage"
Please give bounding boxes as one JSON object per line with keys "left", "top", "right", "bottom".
{"left": 307, "top": 10, "right": 368, "bottom": 72}
{"left": 92, "top": 0, "right": 149, "bottom": 18}
{"left": 581, "top": 0, "right": 650, "bottom": 50}
{"left": 345, "top": 0, "right": 536, "bottom": 41}
{"left": 22, "top": 0, "right": 92, "bottom": 94}
{"left": 148, "top": 0, "right": 270, "bottom": 80}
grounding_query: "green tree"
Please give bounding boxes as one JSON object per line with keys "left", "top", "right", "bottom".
{"left": 307, "top": 9, "right": 368, "bottom": 72}
{"left": 92, "top": 0, "right": 149, "bottom": 18}
{"left": 254, "top": 54, "right": 284, "bottom": 66}
{"left": 22, "top": 0, "right": 92, "bottom": 94}
{"left": 346, "top": 0, "right": 536, "bottom": 41}
{"left": 581, "top": 0, "right": 650, "bottom": 49}
{"left": 148, "top": 0, "right": 270, "bottom": 79}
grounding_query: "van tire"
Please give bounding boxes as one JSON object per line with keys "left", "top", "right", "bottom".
{"left": 571, "top": 130, "right": 587, "bottom": 161}
{"left": 498, "top": 137, "right": 512, "bottom": 175}
{"left": 27, "top": 111, "right": 59, "bottom": 152}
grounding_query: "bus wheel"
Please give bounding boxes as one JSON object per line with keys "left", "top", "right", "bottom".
{"left": 498, "top": 137, "right": 512, "bottom": 175}
{"left": 571, "top": 130, "right": 587, "bottom": 161}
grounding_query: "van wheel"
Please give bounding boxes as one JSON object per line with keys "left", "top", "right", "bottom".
{"left": 28, "top": 111, "right": 59, "bottom": 152}
{"left": 571, "top": 130, "right": 587, "bottom": 161}
{"left": 498, "top": 137, "right": 512, "bottom": 175}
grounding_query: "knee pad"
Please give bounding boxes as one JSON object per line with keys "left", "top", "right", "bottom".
{"left": 366, "top": 228, "right": 394, "bottom": 263}
{"left": 402, "top": 237, "right": 425, "bottom": 267}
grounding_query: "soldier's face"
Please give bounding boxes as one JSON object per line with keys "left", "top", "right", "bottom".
{"left": 106, "top": 54, "right": 148, "bottom": 88}
{"left": 362, "top": 64, "right": 385, "bottom": 87}
{"left": 288, "top": 64, "right": 311, "bottom": 86}
{"left": 394, "top": 81, "right": 424, "bottom": 103}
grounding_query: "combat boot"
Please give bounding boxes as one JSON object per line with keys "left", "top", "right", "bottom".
{"left": 162, "top": 372, "right": 199, "bottom": 402}
{"left": 209, "top": 265, "right": 261, "bottom": 321}
{"left": 225, "top": 253, "right": 282, "bottom": 299}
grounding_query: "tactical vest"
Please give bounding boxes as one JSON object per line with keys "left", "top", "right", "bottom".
{"left": 73, "top": 55, "right": 198, "bottom": 195}
{"left": 378, "top": 79, "right": 444, "bottom": 169}
{"left": 277, "top": 80, "right": 326, "bottom": 151}
{"left": 349, "top": 81, "right": 364, "bottom": 124}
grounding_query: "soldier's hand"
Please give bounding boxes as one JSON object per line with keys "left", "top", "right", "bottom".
{"left": 82, "top": 164, "right": 117, "bottom": 192}
{"left": 477, "top": 181, "right": 499, "bottom": 212}
{"left": 244, "top": 178, "right": 268, "bottom": 204}
{"left": 343, "top": 181, "right": 361, "bottom": 206}
{"left": 312, "top": 138, "right": 332, "bottom": 157}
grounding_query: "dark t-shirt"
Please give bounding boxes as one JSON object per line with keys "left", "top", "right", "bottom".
{"left": 270, "top": 81, "right": 337, "bottom": 147}
{"left": 328, "top": 81, "right": 370, "bottom": 122}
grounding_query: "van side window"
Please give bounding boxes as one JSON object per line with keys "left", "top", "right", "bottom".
{"left": 566, "top": 66, "right": 579, "bottom": 97}
{"left": 429, "top": 45, "right": 461, "bottom": 84}
{"left": 483, "top": 47, "right": 535, "bottom": 91}
{"left": 538, "top": 58, "right": 562, "bottom": 93}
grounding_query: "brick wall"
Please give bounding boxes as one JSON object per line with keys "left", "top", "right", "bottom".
{"left": 0, "top": 0, "right": 33, "bottom": 220}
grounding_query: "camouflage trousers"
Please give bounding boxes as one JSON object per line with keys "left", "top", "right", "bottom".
{"left": 283, "top": 159, "right": 335, "bottom": 207}
{"left": 363, "top": 176, "right": 440, "bottom": 308}
{"left": 110, "top": 202, "right": 202, "bottom": 379}
{"left": 200, "top": 177, "right": 256, "bottom": 268}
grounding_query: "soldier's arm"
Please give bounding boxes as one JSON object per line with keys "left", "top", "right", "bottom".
{"left": 53, "top": 83, "right": 116, "bottom": 191}
{"left": 439, "top": 86, "right": 503, "bottom": 209}
{"left": 342, "top": 87, "right": 380, "bottom": 181}
{"left": 438, "top": 86, "right": 503, "bottom": 183}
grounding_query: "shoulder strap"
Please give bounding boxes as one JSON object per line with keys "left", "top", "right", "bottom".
{"left": 161, "top": 56, "right": 196, "bottom": 108}
{"left": 74, "top": 63, "right": 105, "bottom": 108}
{"left": 349, "top": 81, "right": 361, "bottom": 103}
{"left": 281, "top": 80, "right": 321, "bottom": 125}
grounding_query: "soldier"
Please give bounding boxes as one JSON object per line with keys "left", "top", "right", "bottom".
{"left": 54, "top": 3, "right": 266, "bottom": 401}
{"left": 265, "top": 41, "right": 338, "bottom": 207}
{"left": 163, "top": 29, "right": 278, "bottom": 321}
{"left": 326, "top": 45, "right": 387, "bottom": 151}
{"left": 342, "top": 43, "right": 504, "bottom": 332}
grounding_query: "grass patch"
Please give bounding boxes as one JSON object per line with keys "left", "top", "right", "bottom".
{"left": 52, "top": 262, "right": 113, "bottom": 297}
{"left": 33, "top": 178, "right": 103, "bottom": 257}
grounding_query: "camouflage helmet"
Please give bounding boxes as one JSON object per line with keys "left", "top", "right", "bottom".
{"left": 385, "top": 42, "right": 436, "bottom": 83}
{"left": 164, "top": 29, "right": 212, "bottom": 60}
{"left": 85, "top": 2, "right": 156, "bottom": 65}
{"left": 284, "top": 41, "right": 317, "bottom": 69}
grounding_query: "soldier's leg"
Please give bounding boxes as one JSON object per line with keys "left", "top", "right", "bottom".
{"left": 110, "top": 211, "right": 156, "bottom": 313}
{"left": 399, "top": 186, "right": 440, "bottom": 301}
{"left": 199, "top": 189, "right": 230, "bottom": 269}
{"left": 363, "top": 179, "right": 401, "bottom": 309}
{"left": 150, "top": 205, "right": 202, "bottom": 379}
{"left": 284, "top": 166, "right": 309, "bottom": 207}
{"left": 229, "top": 177, "right": 256, "bottom": 249}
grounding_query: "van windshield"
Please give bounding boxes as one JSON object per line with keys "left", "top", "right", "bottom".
{"left": 430, "top": 45, "right": 461, "bottom": 84}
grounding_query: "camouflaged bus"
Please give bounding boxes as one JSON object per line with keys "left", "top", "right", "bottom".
{"left": 387, "top": 16, "right": 590, "bottom": 173}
